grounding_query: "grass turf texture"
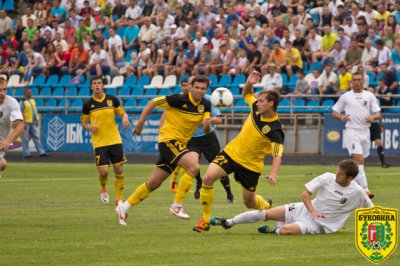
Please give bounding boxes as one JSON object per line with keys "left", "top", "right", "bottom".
{"left": 0, "top": 163, "right": 399, "bottom": 266}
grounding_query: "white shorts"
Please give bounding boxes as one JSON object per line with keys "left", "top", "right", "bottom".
{"left": 0, "top": 151, "right": 4, "bottom": 159}
{"left": 278, "top": 202, "right": 323, "bottom": 235}
{"left": 344, "top": 128, "right": 370, "bottom": 158}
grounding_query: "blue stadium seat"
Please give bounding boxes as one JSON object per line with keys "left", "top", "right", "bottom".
{"left": 207, "top": 88, "right": 212, "bottom": 95}
{"left": 171, "top": 87, "right": 181, "bottom": 94}
{"left": 293, "top": 99, "right": 306, "bottom": 113}
{"left": 230, "top": 87, "right": 240, "bottom": 96}
{"left": 118, "top": 87, "right": 131, "bottom": 96}
{"left": 45, "top": 98, "right": 58, "bottom": 113}
{"left": 122, "top": 75, "right": 137, "bottom": 88}
{"left": 158, "top": 88, "right": 170, "bottom": 96}
{"left": 306, "top": 99, "right": 320, "bottom": 113}
{"left": 103, "top": 29, "right": 110, "bottom": 39}
{"left": 0, "top": 1, "right": 2, "bottom": 9}
{"left": 3, "top": 0, "right": 14, "bottom": 11}
{"left": 65, "top": 88, "right": 77, "bottom": 97}
{"left": 391, "top": 101, "right": 400, "bottom": 112}
{"left": 367, "top": 72, "right": 377, "bottom": 87}
{"left": 106, "top": 88, "right": 117, "bottom": 95}
{"left": 228, "top": 74, "right": 246, "bottom": 88}
{"left": 277, "top": 99, "right": 291, "bottom": 113}
{"left": 78, "top": 76, "right": 92, "bottom": 89}
{"left": 321, "top": 99, "right": 334, "bottom": 113}
{"left": 132, "top": 88, "right": 144, "bottom": 96}
{"left": 281, "top": 73, "right": 288, "bottom": 86}
{"left": 208, "top": 75, "right": 218, "bottom": 88}
{"left": 212, "top": 75, "right": 232, "bottom": 88}
{"left": 309, "top": 62, "right": 321, "bottom": 72}
{"left": 302, "top": 62, "right": 308, "bottom": 72}
{"left": 177, "top": 75, "right": 190, "bottom": 85}
{"left": 35, "top": 98, "right": 44, "bottom": 112}
{"left": 39, "top": 87, "right": 51, "bottom": 97}
{"left": 144, "top": 88, "right": 157, "bottom": 98}
{"left": 124, "top": 49, "right": 138, "bottom": 62}
{"left": 43, "top": 74, "right": 59, "bottom": 88}
{"left": 124, "top": 98, "right": 137, "bottom": 112}
{"left": 7, "top": 88, "right": 12, "bottom": 96}
{"left": 311, "top": 13, "right": 319, "bottom": 25}
{"left": 137, "top": 99, "right": 149, "bottom": 112}
{"left": 287, "top": 75, "right": 298, "bottom": 90}
{"left": 57, "top": 99, "right": 70, "bottom": 112}
{"left": 31, "top": 87, "right": 38, "bottom": 96}
{"left": 78, "top": 87, "right": 90, "bottom": 97}
{"left": 70, "top": 99, "right": 83, "bottom": 112}
{"left": 56, "top": 74, "right": 72, "bottom": 88}
{"left": 132, "top": 75, "right": 150, "bottom": 89}
{"left": 52, "top": 87, "right": 65, "bottom": 98}
{"left": 234, "top": 99, "right": 249, "bottom": 113}
{"left": 28, "top": 75, "right": 46, "bottom": 88}
{"left": 14, "top": 88, "right": 24, "bottom": 97}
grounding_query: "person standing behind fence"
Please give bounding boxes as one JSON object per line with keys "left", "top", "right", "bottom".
{"left": 20, "top": 87, "right": 47, "bottom": 158}
{"left": 332, "top": 72, "right": 381, "bottom": 199}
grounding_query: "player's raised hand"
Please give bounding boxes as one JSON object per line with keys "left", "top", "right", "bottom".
{"left": 246, "top": 71, "right": 261, "bottom": 85}
{"left": 266, "top": 174, "right": 277, "bottom": 186}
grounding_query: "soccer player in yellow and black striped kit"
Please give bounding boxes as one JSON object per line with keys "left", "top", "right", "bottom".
{"left": 193, "top": 71, "right": 285, "bottom": 232}
{"left": 81, "top": 75, "right": 130, "bottom": 205}
{"left": 116, "top": 75, "right": 212, "bottom": 225}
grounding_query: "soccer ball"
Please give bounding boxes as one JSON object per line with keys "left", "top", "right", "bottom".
{"left": 210, "top": 87, "right": 234, "bottom": 110}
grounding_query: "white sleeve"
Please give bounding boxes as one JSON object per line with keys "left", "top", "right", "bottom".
{"left": 370, "top": 93, "right": 381, "bottom": 113}
{"left": 360, "top": 192, "right": 374, "bottom": 208}
{"left": 332, "top": 94, "right": 345, "bottom": 113}
{"left": 305, "top": 173, "right": 331, "bottom": 193}
{"left": 9, "top": 98, "right": 24, "bottom": 122}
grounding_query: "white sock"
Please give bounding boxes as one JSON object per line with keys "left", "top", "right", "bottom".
{"left": 122, "top": 201, "right": 131, "bottom": 211}
{"left": 228, "top": 210, "right": 266, "bottom": 226}
{"left": 172, "top": 202, "right": 182, "bottom": 208}
{"left": 275, "top": 228, "right": 280, "bottom": 235}
{"left": 354, "top": 165, "right": 369, "bottom": 190}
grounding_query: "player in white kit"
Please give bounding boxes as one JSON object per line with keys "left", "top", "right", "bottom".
{"left": 332, "top": 72, "right": 381, "bottom": 198}
{"left": 210, "top": 160, "right": 373, "bottom": 235}
{"left": 0, "top": 77, "right": 25, "bottom": 178}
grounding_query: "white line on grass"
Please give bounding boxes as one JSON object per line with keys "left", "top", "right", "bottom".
{"left": 0, "top": 172, "right": 398, "bottom": 182}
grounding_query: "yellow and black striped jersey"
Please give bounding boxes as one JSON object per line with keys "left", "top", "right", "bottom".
{"left": 81, "top": 94, "right": 125, "bottom": 149}
{"left": 224, "top": 93, "right": 284, "bottom": 173}
{"left": 154, "top": 92, "right": 211, "bottom": 144}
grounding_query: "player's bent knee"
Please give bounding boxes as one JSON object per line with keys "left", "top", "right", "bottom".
{"left": 0, "top": 159, "right": 7, "bottom": 171}
{"left": 243, "top": 198, "right": 257, "bottom": 209}
{"left": 99, "top": 167, "right": 109, "bottom": 178}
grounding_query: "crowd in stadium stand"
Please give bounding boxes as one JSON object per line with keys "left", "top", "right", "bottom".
{"left": 0, "top": 0, "right": 399, "bottom": 105}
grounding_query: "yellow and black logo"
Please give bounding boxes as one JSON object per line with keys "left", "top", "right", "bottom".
{"left": 355, "top": 206, "right": 398, "bottom": 264}
{"left": 198, "top": 105, "right": 204, "bottom": 113}
{"left": 107, "top": 100, "right": 113, "bottom": 107}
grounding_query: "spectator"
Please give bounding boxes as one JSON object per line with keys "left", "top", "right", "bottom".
{"left": 69, "top": 41, "right": 90, "bottom": 76}
{"left": 198, "top": 6, "right": 216, "bottom": 28}
{"left": 0, "top": 45, "right": 19, "bottom": 76}
{"left": 138, "top": 17, "right": 158, "bottom": 44}
{"left": 297, "top": 5, "right": 311, "bottom": 25}
{"left": 366, "top": 28, "right": 381, "bottom": 47}
{"left": 108, "top": 28, "right": 123, "bottom": 53}
{"left": 16, "top": 42, "right": 31, "bottom": 75}
{"left": 21, "top": 7, "right": 37, "bottom": 28}
{"left": 284, "top": 40, "right": 303, "bottom": 78}
{"left": 228, "top": 17, "right": 244, "bottom": 40}
{"left": 182, "top": 42, "right": 199, "bottom": 76}
{"left": 268, "top": 41, "right": 286, "bottom": 72}
{"left": 68, "top": 9, "right": 83, "bottom": 29}
{"left": 375, "top": 78, "right": 394, "bottom": 108}
{"left": 22, "top": 48, "right": 46, "bottom": 84}
{"left": 83, "top": 43, "right": 112, "bottom": 77}
{"left": 142, "top": 0, "right": 155, "bottom": 17}
{"left": 156, "top": 16, "right": 171, "bottom": 46}
{"left": 245, "top": 42, "right": 262, "bottom": 74}
{"left": 0, "top": 10, "right": 13, "bottom": 42}
{"left": 253, "top": 6, "right": 268, "bottom": 28}
{"left": 143, "top": 43, "right": 161, "bottom": 77}
{"left": 246, "top": 17, "right": 261, "bottom": 43}
{"left": 55, "top": 44, "right": 70, "bottom": 74}
{"left": 51, "top": 20, "right": 65, "bottom": 39}
{"left": 288, "top": 16, "right": 306, "bottom": 37}
{"left": 125, "top": 41, "right": 150, "bottom": 79}
{"left": 53, "top": 32, "right": 69, "bottom": 52}
{"left": 342, "top": 16, "right": 358, "bottom": 38}
{"left": 34, "top": 2, "right": 47, "bottom": 21}
{"left": 360, "top": 39, "right": 377, "bottom": 72}
{"left": 222, "top": 32, "right": 239, "bottom": 55}
{"left": 210, "top": 27, "right": 223, "bottom": 54}
{"left": 125, "top": 0, "right": 142, "bottom": 23}
{"left": 319, "top": 40, "right": 346, "bottom": 72}
{"left": 20, "top": 87, "right": 47, "bottom": 158}
{"left": 313, "top": 25, "right": 338, "bottom": 62}
{"left": 43, "top": 43, "right": 58, "bottom": 76}
{"left": 32, "top": 29, "right": 47, "bottom": 54}
{"left": 317, "top": 64, "right": 338, "bottom": 95}
{"left": 76, "top": 19, "right": 93, "bottom": 41}
{"left": 337, "top": 27, "right": 351, "bottom": 50}
{"left": 64, "top": 20, "right": 77, "bottom": 44}
{"left": 292, "top": 70, "right": 310, "bottom": 95}
{"left": 375, "top": 39, "right": 392, "bottom": 70}
{"left": 79, "top": 1, "right": 94, "bottom": 17}
{"left": 192, "top": 43, "right": 215, "bottom": 76}
{"left": 380, "top": 63, "right": 398, "bottom": 95}
{"left": 382, "top": 27, "right": 396, "bottom": 50}
{"left": 25, "top": 19, "right": 38, "bottom": 42}
{"left": 209, "top": 42, "right": 234, "bottom": 75}
{"left": 14, "top": 19, "right": 26, "bottom": 42}
{"left": 123, "top": 18, "right": 140, "bottom": 51}
{"left": 51, "top": 0, "right": 67, "bottom": 23}
{"left": 338, "top": 64, "right": 352, "bottom": 93}
{"left": 308, "top": 27, "right": 322, "bottom": 63}
{"left": 230, "top": 48, "right": 249, "bottom": 75}
{"left": 305, "top": 69, "right": 322, "bottom": 95}
{"left": 111, "top": 0, "right": 128, "bottom": 28}
{"left": 344, "top": 39, "right": 362, "bottom": 72}
{"left": 280, "top": 28, "right": 295, "bottom": 48}
{"left": 262, "top": 63, "right": 283, "bottom": 91}
{"left": 390, "top": 39, "right": 400, "bottom": 72}
{"left": 93, "top": 29, "right": 108, "bottom": 51}
{"left": 193, "top": 31, "right": 208, "bottom": 53}
{"left": 151, "top": 0, "right": 169, "bottom": 21}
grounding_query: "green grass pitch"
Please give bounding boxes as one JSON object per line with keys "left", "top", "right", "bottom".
{"left": 0, "top": 163, "right": 399, "bottom": 265}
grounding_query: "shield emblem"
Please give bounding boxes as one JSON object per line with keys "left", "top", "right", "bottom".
{"left": 355, "top": 206, "right": 398, "bottom": 264}
{"left": 107, "top": 100, "right": 113, "bottom": 107}
{"left": 198, "top": 105, "right": 204, "bottom": 113}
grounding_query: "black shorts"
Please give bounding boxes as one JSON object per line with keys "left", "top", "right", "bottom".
{"left": 212, "top": 150, "right": 260, "bottom": 192}
{"left": 187, "top": 131, "right": 221, "bottom": 162}
{"left": 370, "top": 123, "right": 381, "bottom": 141}
{"left": 94, "top": 144, "right": 127, "bottom": 167}
{"left": 156, "top": 140, "right": 188, "bottom": 174}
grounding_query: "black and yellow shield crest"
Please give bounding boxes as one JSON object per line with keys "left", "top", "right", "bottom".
{"left": 355, "top": 206, "right": 398, "bottom": 264}
{"left": 107, "top": 100, "right": 113, "bottom": 107}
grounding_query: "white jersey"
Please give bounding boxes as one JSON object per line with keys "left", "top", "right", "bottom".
{"left": 332, "top": 90, "right": 380, "bottom": 129}
{"left": 305, "top": 172, "right": 373, "bottom": 233}
{"left": 0, "top": 95, "right": 24, "bottom": 140}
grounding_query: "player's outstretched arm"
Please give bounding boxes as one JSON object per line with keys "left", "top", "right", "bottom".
{"left": 266, "top": 155, "right": 281, "bottom": 186}
{"left": 121, "top": 112, "right": 130, "bottom": 128}
{"left": 301, "top": 189, "right": 325, "bottom": 218}
{"left": 0, "top": 120, "right": 24, "bottom": 152}
{"left": 133, "top": 100, "right": 156, "bottom": 135}
{"left": 242, "top": 70, "right": 261, "bottom": 97}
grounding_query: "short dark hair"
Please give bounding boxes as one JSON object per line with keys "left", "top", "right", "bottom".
{"left": 90, "top": 75, "right": 103, "bottom": 87}
{"left": 181, "top": 78, "right": 189, "bottom": 85}
{"left": 338, "top": 159, "right": 359, "bottom": 179}
{"left": 191, "top": 75, "right": 210, "bottom": 88}
{"left": 258, "top": 90, "right": 280, "bottom": 111}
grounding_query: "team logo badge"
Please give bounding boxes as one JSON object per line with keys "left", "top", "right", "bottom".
{"left": 262, "top": 125, "right": 270, "bottom": 134}
{"left": 198, "top": 105, "right": 204, "bottom": 113}
{"left": 107, "top": 100, "right": 113, "bottom": 107}
{"left": 355, "top": 206, "right": 398, "bottom": 264}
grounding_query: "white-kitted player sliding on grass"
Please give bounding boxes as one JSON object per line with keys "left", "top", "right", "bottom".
{"left": 211, "top": 160, "right": 373, "bottom": 235}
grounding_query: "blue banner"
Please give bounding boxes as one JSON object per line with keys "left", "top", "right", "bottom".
{"left": 42, "top": 114, "right": 161, "bottom": 153}
{"left": 323, "top": 113, "right": 400, "bottom": 155}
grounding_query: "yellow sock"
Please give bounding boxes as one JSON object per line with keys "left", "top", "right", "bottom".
{"left": 171, "top": 167, "right": 181, "bottom": 182}
{"left": 115, "top": 174, "right": 124, "bottom": 201}
{"left": 127, "top": 182, "right": 151, "bottom": 206}
{"left": 174, "top": 171, "right": 193, "bottom": 204}
{"left": 255, "top": 195, "right": 271, "bottom": 210}
{"left": 200, "top": 185, "right": 214, "bottom": 222}
{"left": 98, "top": 175, "right": 108, "bottom": 191}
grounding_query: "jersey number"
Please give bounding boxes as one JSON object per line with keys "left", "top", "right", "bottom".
{"left": 214, "top": 155, "right": 228, "bottom": 165}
